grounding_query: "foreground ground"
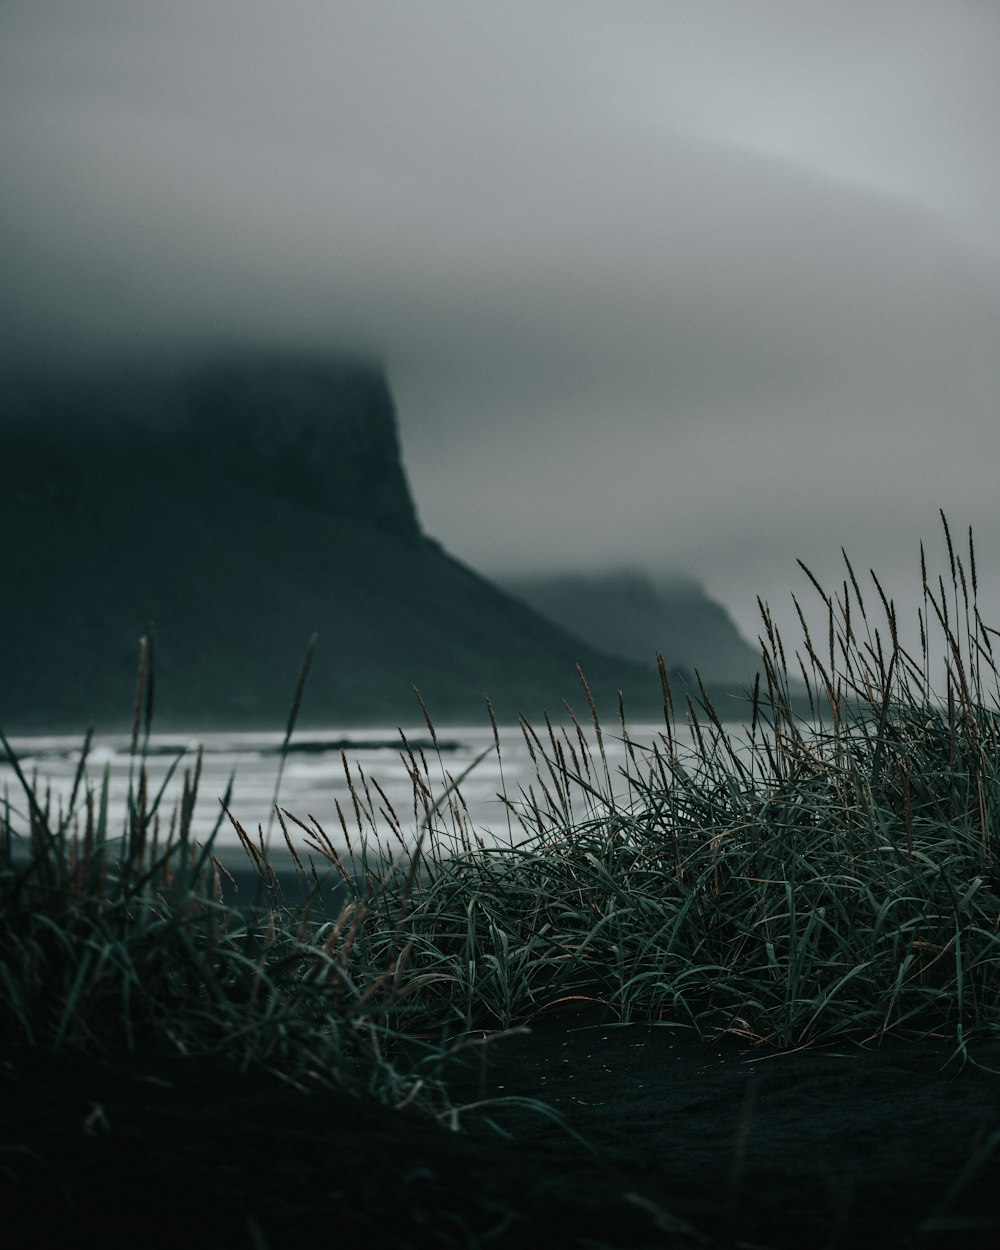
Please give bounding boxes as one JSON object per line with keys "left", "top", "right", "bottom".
{"left": 3, "top": 1008, "right": 998, "bottom": 1250}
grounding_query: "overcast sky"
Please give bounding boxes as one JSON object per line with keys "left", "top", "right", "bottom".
{"left": 3, "top": 1, "right": 999, "bottom": 656}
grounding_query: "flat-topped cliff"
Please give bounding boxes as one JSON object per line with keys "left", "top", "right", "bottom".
{"left": 1, "top": 352, "right": 678, "bottom": 732}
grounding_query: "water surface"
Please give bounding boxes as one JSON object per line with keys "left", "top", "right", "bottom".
{"left": 3, "top": 721, "right": 711, "bottom": 860}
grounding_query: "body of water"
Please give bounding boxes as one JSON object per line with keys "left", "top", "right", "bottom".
{"left": 2, "top": 720, "right": 716, "bottom": 863}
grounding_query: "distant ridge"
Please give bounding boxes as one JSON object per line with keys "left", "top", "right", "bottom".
{"left": 499, "top": 570, "right": 763, "bottom": 687}
{"left": 0, "top": 351, "right": 677, "bottom": 733}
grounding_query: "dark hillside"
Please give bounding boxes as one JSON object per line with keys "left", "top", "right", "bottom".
{"left": 500, "top": 570, "right": 763, "bottom": 686}
{"left": 0, "top": 353, "right": 672, "bottom": 732}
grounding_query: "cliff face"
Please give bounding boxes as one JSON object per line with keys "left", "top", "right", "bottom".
{"left": 2, "top": 353, "right": 421, "bottom": 541}
{"left": 0, "top": 352, "right": 666, "bottom": 732}
{"left": 185, "top": 355, "right": 421, "bottom": 538}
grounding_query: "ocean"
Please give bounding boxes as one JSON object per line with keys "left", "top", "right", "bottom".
{"left": 1, "top": 719, "right": 716, "bottom": 864}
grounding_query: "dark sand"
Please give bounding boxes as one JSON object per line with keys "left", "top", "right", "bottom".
{"left": 4, "top": 862, "right": 998, "bottom": 1248}
{"left": 3, "top": 1008, "right": 998, "bottom": 1250}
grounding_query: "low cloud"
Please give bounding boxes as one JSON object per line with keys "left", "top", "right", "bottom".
{"left": 2, "top": 1, "right": 999, "bottom": 647}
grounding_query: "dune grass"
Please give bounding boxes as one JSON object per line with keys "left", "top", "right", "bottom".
{"left": 270, "top": 514, "right": 999, "bottom": 1060}
{"left": 1, "top": 514, "right": 998, "bottom": 1129}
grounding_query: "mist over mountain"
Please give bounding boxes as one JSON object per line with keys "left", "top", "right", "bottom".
{"left": 1, "top": 352, "right": 690, "bottom": 734}
{"left": 499, "top": 571, "right": 764, "bottom": 687}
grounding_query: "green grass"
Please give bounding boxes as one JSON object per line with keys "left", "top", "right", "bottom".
{"left": 2, "top": 513, "right": 998, "bottom": 1126}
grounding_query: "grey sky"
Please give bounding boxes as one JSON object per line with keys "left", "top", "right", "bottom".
{"left": 3, "top": 1, "right": 999, "bottom": 653}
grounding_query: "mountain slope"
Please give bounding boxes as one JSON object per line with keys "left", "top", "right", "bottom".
{"left": 0, "top": 352, "right": 671, "bottom": 732}
{"left": 499, "top": 571, "right": 763, "bottom": 686}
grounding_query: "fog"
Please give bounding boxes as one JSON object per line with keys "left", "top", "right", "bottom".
{"left": 3, "top": 0, "right": 999, "bottom": 653}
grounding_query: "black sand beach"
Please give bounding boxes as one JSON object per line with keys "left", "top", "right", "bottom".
{"left": 3, "top": 1010, "right": 998, "bottom": 1250}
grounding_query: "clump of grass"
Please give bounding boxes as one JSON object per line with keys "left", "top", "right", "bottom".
{"left": 0, "top": 635, "right": 581, "bottom": 1151}
{"left": 310, "top": 515, "right": 999, "bottom": 1056}
{"left": 0, "top": 643, "right": 475, "bottom": 1122}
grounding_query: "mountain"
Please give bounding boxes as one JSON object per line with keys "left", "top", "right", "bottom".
{"left": 498, "top": 571, "right": 763, "bottom": 687}
{"left": 0, "top": 351, "right": 676, "bottom": 733}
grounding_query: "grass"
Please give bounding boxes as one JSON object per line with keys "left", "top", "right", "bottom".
{"left": 1, "top": 512, "right": 999, "bottom": 1123}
